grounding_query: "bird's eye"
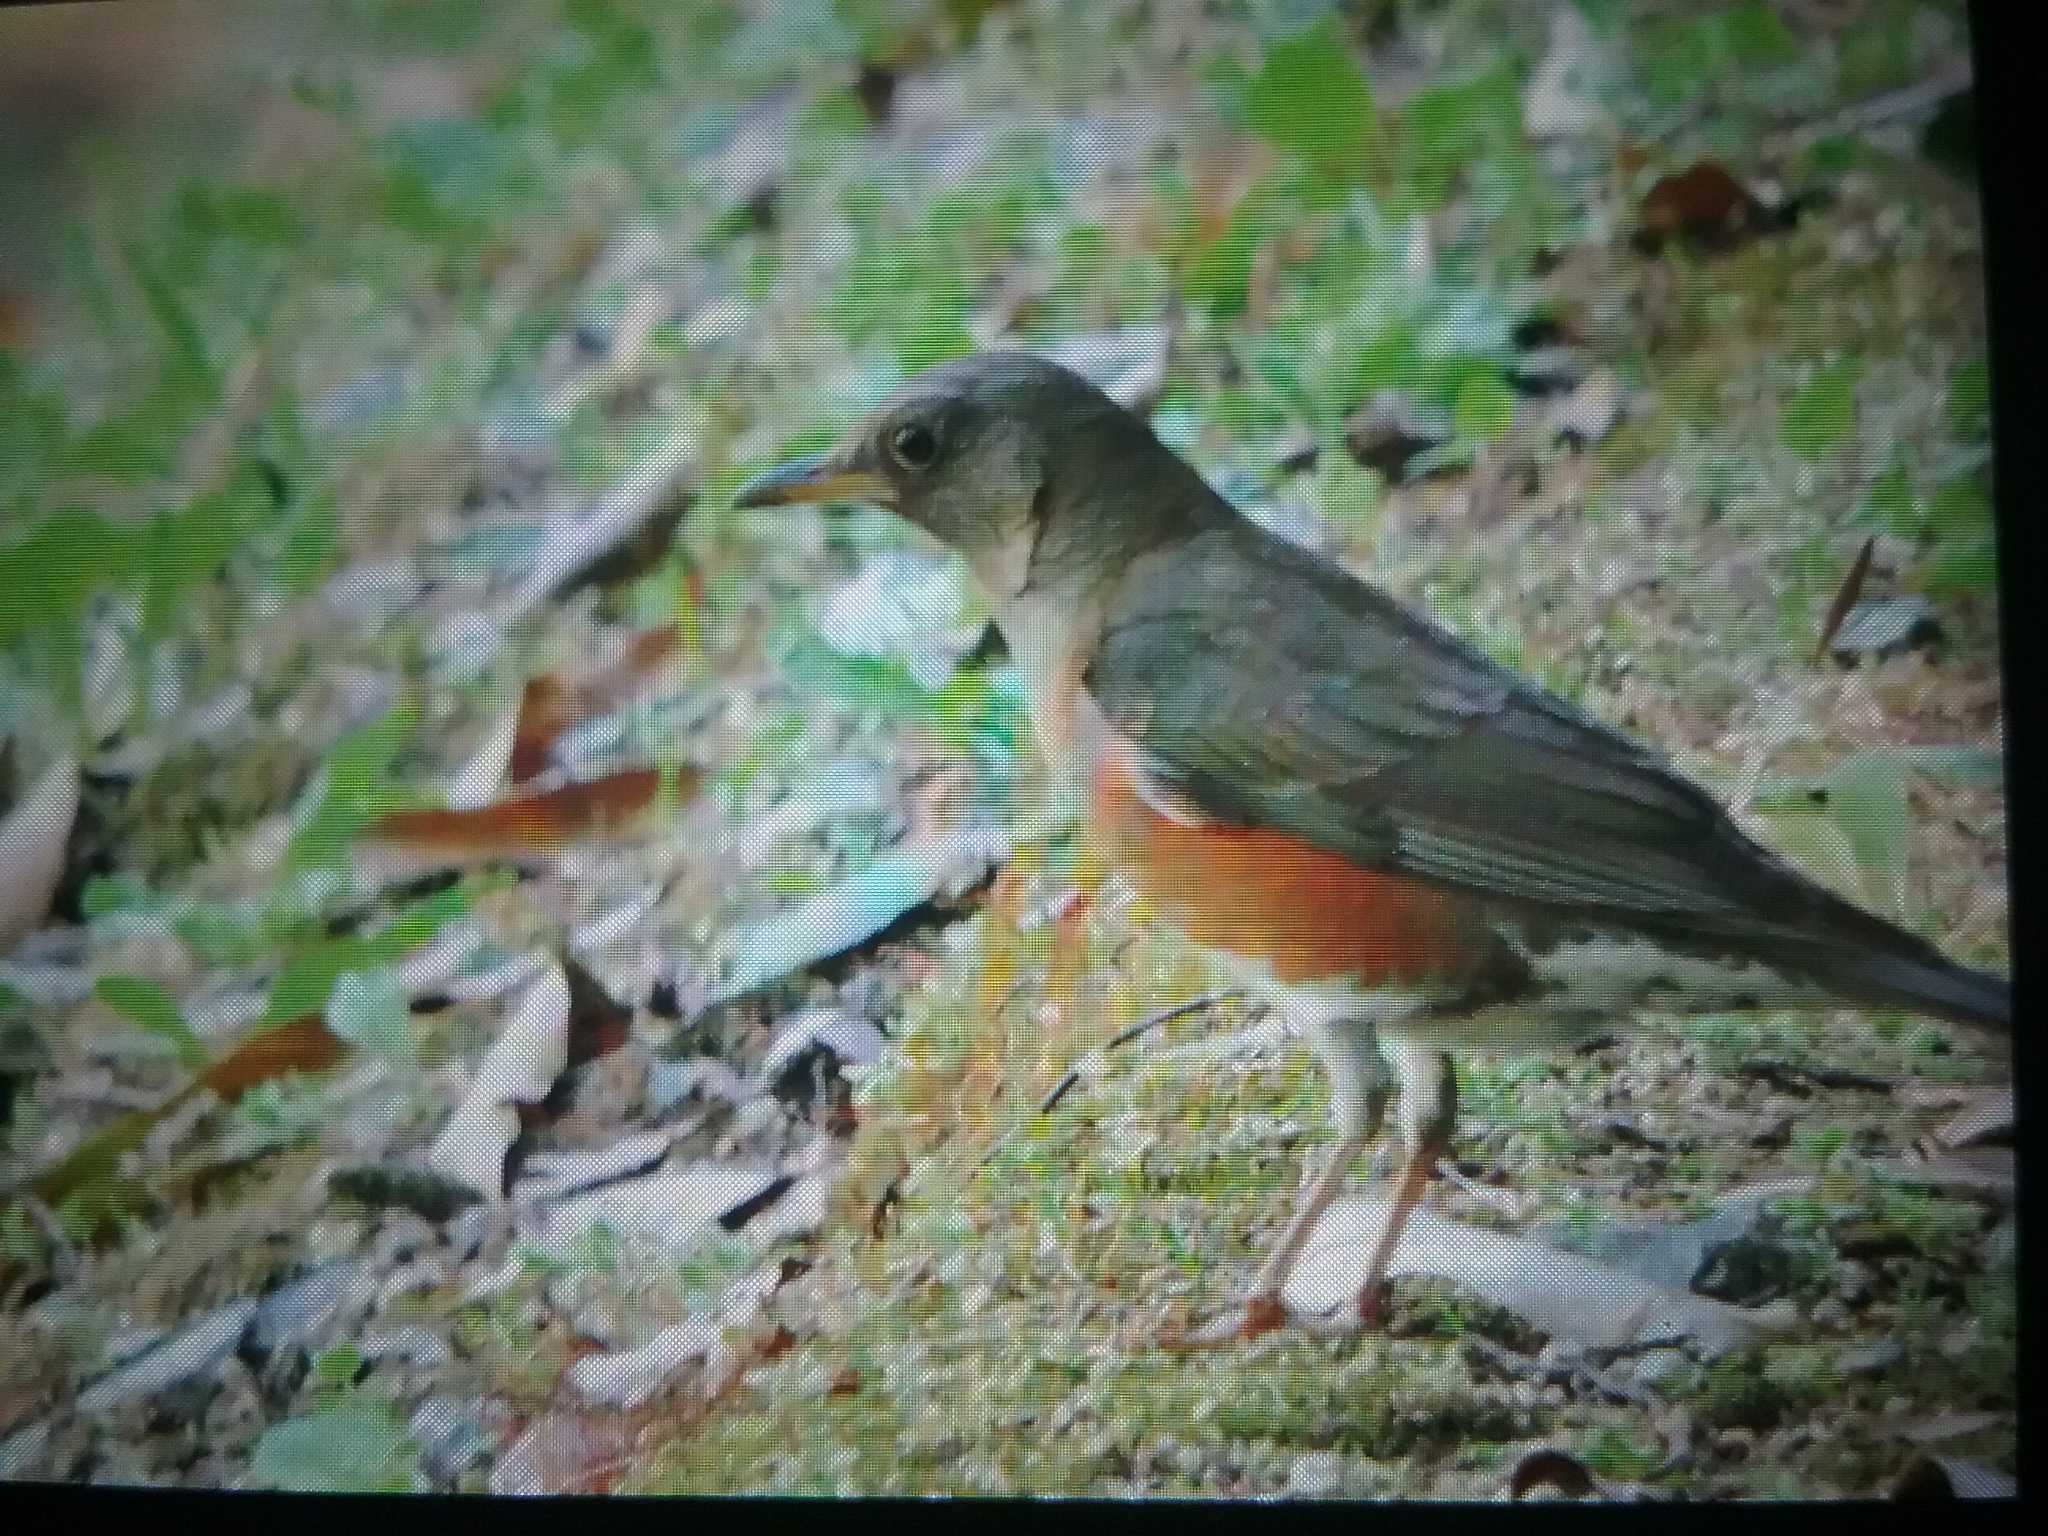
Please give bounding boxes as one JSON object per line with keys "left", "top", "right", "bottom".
{"left": 887, "top": 421, "right": 938, "bottom": 470}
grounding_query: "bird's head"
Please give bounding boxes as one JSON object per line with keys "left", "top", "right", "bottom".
{"left": 733, "top": 351, "right": 1215, "bottom": 601}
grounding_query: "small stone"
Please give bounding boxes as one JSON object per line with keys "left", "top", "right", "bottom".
{"left": 376, "top": 1257, "right": 449, "bottom": 1310}
{"left": 1692, "top": 1233, "right": 1795, "bottom": 1306}
{"left": 411, "top": 1395, "right": 497, "bottom": 1486}
{"left": 1835, "top": 1260, "right": 1877, "bottom": 1308}
{"left": 1828, "top": 596, "right": 1941, "bottom": 663}
{"left": 1838, "top": 1338, "right": 1904, "bottom": 1378}
{"left": 1286, "top": 1450, "right": 1342, "bottom": 1498}
{"left": 1630, "top": 1348, "right": 1690, "bottom": 1387}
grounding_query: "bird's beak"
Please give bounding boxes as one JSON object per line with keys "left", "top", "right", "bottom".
{"left": 731, "top": 452, "right": 894, "bottom": 510}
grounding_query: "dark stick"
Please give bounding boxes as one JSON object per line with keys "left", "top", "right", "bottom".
{"left": 975, "top": 989, "right": 1244, "bottom": 1174}
{"left": 1036, "top": 989, "right": 1242, "bottom": 1116}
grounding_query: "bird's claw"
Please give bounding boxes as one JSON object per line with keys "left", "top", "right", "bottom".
{"left": 1240, "top": 1291, "right": 1290, "bottom": 1337}
{"left": 1355, "top": 1279, "right": 1392, "bottom": 1331}
{"left": 1161, "top": 1291, "right": 1292, "bottom": 1351}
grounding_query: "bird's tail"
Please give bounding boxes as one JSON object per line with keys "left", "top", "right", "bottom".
{"left": 1773, "top": 918, "right": 2011, "bottom": 1036}
{"left": 1829, "top": 946, "right": 2010, "bottom": 1032}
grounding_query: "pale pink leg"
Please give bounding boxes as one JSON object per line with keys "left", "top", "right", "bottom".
{"left": 1355, "top": 1048, "right": 1456, "bottom": 1327}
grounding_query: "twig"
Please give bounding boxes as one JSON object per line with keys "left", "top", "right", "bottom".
{"left": 1036, "top": 989, "right": 1242, "bottom": 1116}
{"left": 1462, "top": 1334, "right": 1674, "bottom": 1409}
{"left": 1738, "top": 1057, "right": 1893, "bottom": 1096}
{"left": 974, "top": 990, "right": 1242, "bottom": 1173}
{"left": 1813, "top": 534, "right": 1877, "bottom": 664}
{"left": 14, "top": 1194, "right": 80, "bottom": 1286}
{"left": 1765, "top": 65, "right": 1973, "bottom": 157}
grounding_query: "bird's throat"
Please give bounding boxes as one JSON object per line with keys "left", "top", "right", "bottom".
{"left": 986, "top": 578, "right": 1114, "bottom": 811}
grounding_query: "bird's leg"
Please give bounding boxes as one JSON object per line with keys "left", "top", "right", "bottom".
{"left": 1354, "top": 1044, "right": 1457, "bottom": 1329}
{"left": 1238, "top": 1110, "right": 1382, "bottom": 1328}
{"left": 1175, "top": 1014, "right": 1390, "bottom": 1347}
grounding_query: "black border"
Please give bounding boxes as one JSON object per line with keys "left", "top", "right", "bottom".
{"left": 1, "top": 0, "right": 2035, "bottom": 1522}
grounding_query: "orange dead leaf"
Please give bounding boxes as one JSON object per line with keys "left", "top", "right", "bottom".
{"left": 1815, "top": 534, "right": 1879, "bottom": 664}
{"left": 0, "top": 286, "right": 34, "bottom": 351}
{"left": 510, "top": 626, "right": 683, "bottom": 784}
{"left": 562, "top": 956, "right": 635, "bottom": 1069}
{"left": 1635, "top": 160, "right": 1765, "bottom": 252}
{"left": 197, "top": 1013, "right": 350, "bottom": 1102}
{"left": 509, "top": 677, "right": 575, "bottom": 787}
{"left": 364, "top": 766, "right": 680, "bottom": 862}
{"left": 12, "top": 1012, "right": 351, "bottom": 1215}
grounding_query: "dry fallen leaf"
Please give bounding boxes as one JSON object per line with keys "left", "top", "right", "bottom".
{"left": 526, "top": 1162, "right": 792, "bottom": 1262}
{"left": 1868, "top": 1143, "right": 2015, "bottom": 1199}
{"left": 360, "top": 766, "right": 679, "bottom": 873}
{"left": 509, "top": 625, "right": 683, "bottom": 785}
{"left": 491, "top": 421, "right": 699, "bottom": 627}
{"left": 1892, "top": 1453, "right": 2018, "bottom": 1500}
{"left": 1284, "top": 1194, "right": 1793, "bottom": 1356}
{"left": 567, "top": 1315, "right": 723, "bottom": 1410}
{"left": 705, "top": 824, "right": 1005, "bottom": 1008}
{"left": 1931, "top": 1085, "right": 2013, "bottom": 1149}
{"left": 0, "top": 753, "right": 80, "bottom": 948}
{"left": 1814, "top": 535, "right": 1879, "bottom": 664}
{"left": 445, "top": 702, "right": 524, "bottom": 811}
{"left": 427, "top": 960, "right": 571, "bottom": 1201}
{"left": 1634, "top": 161, "right": 1783, "bottom": 253}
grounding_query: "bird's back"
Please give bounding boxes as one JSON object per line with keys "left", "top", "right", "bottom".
{"left": 1084, "top": 512, "right": 2010, "bottom": 1033}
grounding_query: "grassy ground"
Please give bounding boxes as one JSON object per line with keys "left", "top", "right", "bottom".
{"left": 0, "top": 0, "right": 2010, "bottom": 1498}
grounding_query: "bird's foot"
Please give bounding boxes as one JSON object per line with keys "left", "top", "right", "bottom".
{"left": 1239, "top": 1290, "right": 1291, "bottom": 1338}
{"left": 1163, "top": 1291, "right": 1293, "bottom": 1351}
{"left": 1355, "top": 1278, "right": 1392, "bottom": 1331}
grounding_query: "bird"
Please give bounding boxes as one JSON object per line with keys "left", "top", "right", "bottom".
{"left": 733, "top": 350, "right": 2011, "bottom": 1338}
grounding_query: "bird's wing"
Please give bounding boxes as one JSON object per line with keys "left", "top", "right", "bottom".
{"left": 1084, "top": 522, "right": 1835, "bottom": 946}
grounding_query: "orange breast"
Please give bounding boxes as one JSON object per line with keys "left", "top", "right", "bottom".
{"left": 1088, "top": 750, "right": 1489, "bottom": 989}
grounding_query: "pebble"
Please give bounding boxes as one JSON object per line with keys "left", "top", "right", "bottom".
{"left": 375, "top": 1257, "right": 449, "bottom": 1311}
{"left": 1286, "top": 1451, "right": 1343, "bottom": 1498}
{"left": 369, "top": 1213, "right": 440, "bottom": 1271}
{"left": 76, "top": 1298, "right": 258, "bottom": 1415}
{"left": 411, "top": 1396, "right": 502, "bottom": 1487}
{"left": 360, "top": 1325, "right": 453, "bottom": 1370}
{"left": 247, "top": 1261, "right": 362, "bottom": 1359}
{"left": 1839, "top": 1338, "right": 1905, "bottom": 1377}
{"left": 1809, "top": 1297, "right": 1850, "bottom": 1330}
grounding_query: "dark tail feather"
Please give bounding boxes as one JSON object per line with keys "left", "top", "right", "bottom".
{"left": 1800, "top": 942, "right": 2011, "bottom": 1034}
